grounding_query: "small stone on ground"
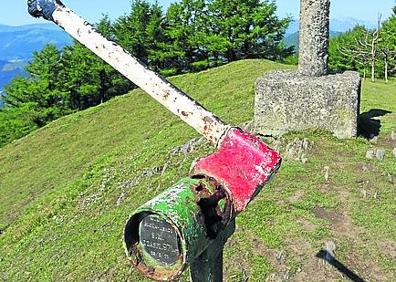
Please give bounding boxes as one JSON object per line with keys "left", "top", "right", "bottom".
{"left": 376, "top": 149, "right": 386, "bottom": 161}
{"left": 366, "top": 149, "right": 376, "bottom": 159}
{"left": 324, "top": 166, "right": 330, "bottom": 182}
{"left": 369, "top": 136, "right": 378, "bottom": 144}
{"left": 386, "top": 173, "right": 394, "bottom": 184}
{"left": 366, "top": 148, "right": 386, "bottom": 160}
{"left": 284, "top": 138, "right": 314, "bottom": 163}
{"left": 391, "top": 131, "right": 396, "bottom": 141}
{"left": 324, "top": 240, "right": 336, "bottom": 257}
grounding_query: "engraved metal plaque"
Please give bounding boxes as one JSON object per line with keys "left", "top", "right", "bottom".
{"left": 139, "top": 215, "right": 180, "bottom": 265}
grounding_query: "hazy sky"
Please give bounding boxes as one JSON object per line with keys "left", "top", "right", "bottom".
{"left": 0, "top": 0, "right": 395, "bottom": 26}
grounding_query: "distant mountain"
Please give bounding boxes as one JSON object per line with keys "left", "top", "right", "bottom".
{"left": 285, "top": 30, "right": 342, "bottom": 50}
{"left": 0, "top": 60, "right": 27, "bottom": 108}
{"left": 0, "top": 23, "right": 72, "bottom": 61}
{"left": 285, "top": 20, "right": 300, "bottom": 36}
{"left": 0, "top": 23, "right": 62, "bottom": 33}
{"left": 330, "top": 17, "right": 375, "bottom": 33}
{"left": 0, "top": 60, "right": 26, "bottom": 85}
{"left": 284, "top": 17, "right": 375, "bottom": 50}
{"left": 285, "top": 17, "right": 375, "bottom": 36}
{"left": 0, "top": 23, "right": 72, "bottom": 107}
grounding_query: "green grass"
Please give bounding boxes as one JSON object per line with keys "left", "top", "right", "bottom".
{"left": 0, "top": 60, "right": 395, "bottom": 281}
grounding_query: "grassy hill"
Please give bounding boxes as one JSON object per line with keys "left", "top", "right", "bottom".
{"left": 0, "top": 60, "right": 395, "bottom": 281}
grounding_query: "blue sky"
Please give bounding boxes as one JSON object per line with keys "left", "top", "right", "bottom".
{"left": 0, "top": 0, "right": 395, "bottom": 26}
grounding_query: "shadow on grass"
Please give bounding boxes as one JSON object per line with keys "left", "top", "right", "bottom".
{"left": 316, "top": 250, "right": 366, "bottom": 282}
{"left": 358, "top": 109, "right": 392, "bottom": 139}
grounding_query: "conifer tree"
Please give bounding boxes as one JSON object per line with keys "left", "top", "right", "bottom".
{"left": 208, "top": 0, "right": 292, "bottom": 62}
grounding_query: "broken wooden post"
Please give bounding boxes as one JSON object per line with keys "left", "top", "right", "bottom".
{"left": 28, "top": 1, "right": 281, "bottom": 281}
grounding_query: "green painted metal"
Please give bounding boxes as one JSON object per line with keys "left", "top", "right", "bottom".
{"left": 124, "top": 178, "right": 224, "bottom": 281}
{"left": 189, "top": 219, "right": 235, "bottom": 282}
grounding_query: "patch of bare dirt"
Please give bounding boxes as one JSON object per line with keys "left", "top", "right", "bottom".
{"left": 382, "top": 133, "right": 396, "bottom": 149}
{"left": 287, "top": 191, "right": 305, "bottom": 204}
{"left": 296, "top": 218, "right": 317, "bottom": 232}
{"left": 345, "top": 251, "right": 387, "bottom": 282}
{"left": 378, "top": 240, "right": 396, "bottom": 260}
{"left": 247, "top": 232, "right": 291, "bottom": 282}
{"left": 313, "top": 207, "right": 338, "bottom": 221}
{"left": 223, "top": 233, "right": 253, "bottom": 282}
{"left": 286, "top": 238, "right": 339, "bottom": 282}
{"left": 360, "top": 163, "right": 377, "bottom": 173}
{"left": 312, "top": 207, "right": 363, "bottom": 238}
{"left": 313, "top": 207, "right": 344, "bottom": 225}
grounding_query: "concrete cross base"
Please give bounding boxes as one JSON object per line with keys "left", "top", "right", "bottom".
{"left": 254, "top": 70, "right": 361, "bottom": 139}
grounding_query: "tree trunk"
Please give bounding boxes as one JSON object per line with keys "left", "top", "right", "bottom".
{"left": 371, "top": 42, "right": 376, "bottom": 82}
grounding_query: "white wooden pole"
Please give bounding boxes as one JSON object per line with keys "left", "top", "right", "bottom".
{"left": 29, "top": 0, "right": 230, "bottom": 145}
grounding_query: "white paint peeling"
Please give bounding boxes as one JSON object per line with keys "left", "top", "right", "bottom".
{"left": 51, "top": 6, "right": 230, "bottom": 145}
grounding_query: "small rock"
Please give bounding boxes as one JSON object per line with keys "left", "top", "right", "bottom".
{"left": 302, "top": 138, "right": 313, "bottom": 150}
{"left": 116, "top": 192, "right": 127, "bottom": 206}
{"left": 242, "top": 120, "right": 255, "bottom": 131}
{"left": 366, "top": 149, "right": 376, "bottom": 159}
{"left": 391, "top": 131, "right": 396, "bottom": 141}
{"left": 386, "top": 173, "right": 394, "bottom": 184}
{"left": 169, "top": 137, "right": 205, "bottom": 156}
{"left": 376, "top": 149, "right": 386, "bottom": 161}
{"left": 276, "top": 250, "right": 286, "bottom": 263}
{"left": 324, "top": 240, "right": 336, "bottom": 262}
{"left": 284, "top": 138, "right": 314, "bottom": 162}
{"left": 271, "top": 139, "right": 283, "bottom": 152}
{"left": 393, "top": 148, "right": 396, "bottom": 158}
{"left": 370, "top": 136, "right": 379, "bottom": 144}
{"left": 366, "top": 148, "right": 386, "bottom": 160}
{"left": 142, "top": 166, "right": 163, "bottom": 178}
{"left": 324, "top": 166, "right": 330, "bottom": 182}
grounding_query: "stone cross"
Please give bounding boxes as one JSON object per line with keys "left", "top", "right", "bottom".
{"left": 254, "top": 0, "right": 361, "bottom": 139}
{"left": 298, "top": 0, "right": 330, "bottom": 77}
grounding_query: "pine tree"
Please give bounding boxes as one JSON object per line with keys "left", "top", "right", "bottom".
{"left": 5, "top": 44, "right": 69, "bottom": 124}
{"left": 114, "top": 0, "right": 152, "bottom": 64}
{"left": 96, "top": 15, "right": 115, "bottom": 41}
{"left": 162, "top": 0, "right": 209, "bottom": 73}
{"left": 146, "top": 3, "right": 166, "bottom": 72}
{"left": 208, "top": 0, "right": 292, "bottom": 62}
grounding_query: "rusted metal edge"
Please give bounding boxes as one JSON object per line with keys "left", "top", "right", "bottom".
{"left": 191, "top": 128, "right": 282, "bottom": 213}
{"left": 124, "top": 212, "right": 187, "bottom": 282}
{"left": 123, "top": 178, "right": 232, "bottom": 281}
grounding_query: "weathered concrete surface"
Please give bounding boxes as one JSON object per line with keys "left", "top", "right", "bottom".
{"left": 298, "top": 0, "right": 330, "bottom": 76}
{"left": 254, "top": 70, "right": 361, "bottom": 139}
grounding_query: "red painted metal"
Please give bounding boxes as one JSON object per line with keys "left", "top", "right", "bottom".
{"left": 191, "top": 128, "right": 282, "bottom": 213}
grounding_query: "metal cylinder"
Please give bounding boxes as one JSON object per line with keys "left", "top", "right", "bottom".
{"left": 124, "top": 178, "right": 232, "bottom": 281}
